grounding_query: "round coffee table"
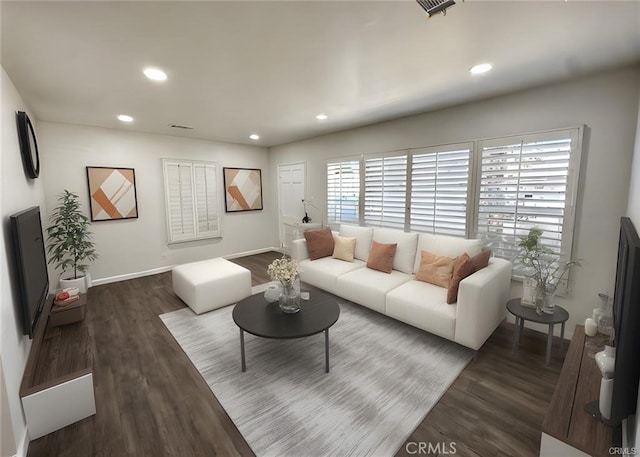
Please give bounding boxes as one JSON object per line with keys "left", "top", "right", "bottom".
{"left": 507, "top": 297, "right": 569, "bottom": 365}
{"left": 232, "top": 289, "right": 340, "bottom": 373}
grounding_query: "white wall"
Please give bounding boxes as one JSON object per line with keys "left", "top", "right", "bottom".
{"left": 627, "top": 92, "right": 640, "bottom": 452}
{"left": 37, "top": 122, "right": 276, "bottom": 283}
{"left": 268, "top": 65, "right": 640, "bottom": 339}
{"left": 628, "top": 96, "right": 640, "bottom": 225}
{"left": 1, "top": 66, "right": 47, "bottom": 454}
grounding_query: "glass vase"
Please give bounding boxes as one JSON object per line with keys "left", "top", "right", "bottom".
{"left": 539, "top": 291, "right": 556, "bottom": 315}
{"left": 278, "top": 282, "right": 301, "bottom": 314}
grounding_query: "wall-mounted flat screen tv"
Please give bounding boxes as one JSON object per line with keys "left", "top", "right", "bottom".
{"left": 10, "top": 206, "right": 49, "bottom": 338}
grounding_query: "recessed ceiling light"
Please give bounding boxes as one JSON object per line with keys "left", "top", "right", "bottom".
{"left": 249, "top": 134, "right": 260, "bottom": 140}
{"left": 316, "top": 114, "right": 328, "bottom": 120}
{"left": 117, "top": 114, "right": 134, "bottom": 123}
{"left": 470, "top": 63, "right": 493, "bottom": 75}
{"left": 143, "top": 67, "right": 168, "bottom": 81}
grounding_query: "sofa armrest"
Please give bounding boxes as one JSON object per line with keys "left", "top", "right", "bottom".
{"left": 454, "top": 257, "right": 512, "bottom": 350}
{"left": 290, "top": 230, "right": 339, "bottom": 262}
{"left": 291, "top": 238, "right": 309, "bottom": 262}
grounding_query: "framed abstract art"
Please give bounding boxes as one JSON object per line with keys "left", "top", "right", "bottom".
{"left": 86, "top": 166, "right": 138, "bottom": 221}
{"left": 223, "top": 167, "right": 263, "bottom": 212}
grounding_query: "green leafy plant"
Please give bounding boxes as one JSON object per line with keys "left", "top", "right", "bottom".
{"left": 46, "top": 190, "right": 98, "bottom": 280}
{"left": 517, "top": 228, "right": 580, "bottom": 298}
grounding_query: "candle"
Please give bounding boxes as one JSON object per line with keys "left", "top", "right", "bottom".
{"left": 585, "top": 318, "right": 598, "bottom": 336}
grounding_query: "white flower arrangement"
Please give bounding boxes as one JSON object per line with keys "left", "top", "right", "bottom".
{"left": 267, "top": 257, "right": 299, "bottom": 286}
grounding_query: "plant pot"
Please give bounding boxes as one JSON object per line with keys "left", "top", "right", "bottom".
{"left": 60, "top": 276, "right": 88, "bottom": 294}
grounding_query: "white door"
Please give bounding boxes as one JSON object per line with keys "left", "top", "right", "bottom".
{"left": 278, "top": 162, "right": 306, "bottom": 250}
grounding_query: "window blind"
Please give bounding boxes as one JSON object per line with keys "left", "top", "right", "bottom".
{"left": 476, "top": 130, "right": 578, "bottom": 267}
{"left": 193, "top": 163, "right": 220, "bottom": 239}
{"left": 163, "top": 159, "right": 221, "bottom": 243}
{"left": 327, "top": 159, "right": 360, "bottom": 226}
{"left": 364, "top": 154, "right": 407, "bottom": 230}
{"left": 410, "top": 145, "right": 471, "bottom": 237}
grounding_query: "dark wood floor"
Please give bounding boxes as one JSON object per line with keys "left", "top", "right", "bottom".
{"left": 27, "top": 251, "right": 565, "bottom": 457}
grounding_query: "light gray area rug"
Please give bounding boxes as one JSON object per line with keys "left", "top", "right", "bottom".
{"left": 160, "top": 293, "right": 472, "bottom": 457}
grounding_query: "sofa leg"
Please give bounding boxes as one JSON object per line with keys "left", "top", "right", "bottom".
{"left": 473, "top": 350, "right": 478, "bottom": 362}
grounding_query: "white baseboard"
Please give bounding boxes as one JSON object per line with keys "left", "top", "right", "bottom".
{"left": 223, "top": 247, "right": 283, "bottom": 259}
{"left": 90, "top": 247, "right": 283, "bottom": 286}
{"left": 15, "top": 428, "right": 28, "bottom": 457}
{"left": 91, "top": 266, "right": 174, "bottom": 286}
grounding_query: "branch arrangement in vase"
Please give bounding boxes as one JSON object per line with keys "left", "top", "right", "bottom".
{"left": 517, "top": 227, "right": 580, "bottom": 299}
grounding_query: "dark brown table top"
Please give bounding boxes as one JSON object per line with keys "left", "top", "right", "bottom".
{"left": 232, "top": 289, "right": 340, "bottom": 339}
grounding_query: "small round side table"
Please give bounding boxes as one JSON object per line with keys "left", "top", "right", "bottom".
{"left": 507, "top": 297, "right": 569, "bottom": 365}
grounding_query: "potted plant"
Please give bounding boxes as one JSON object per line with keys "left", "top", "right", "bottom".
{"left": 517, "top": 228, "right": 580, "bottom": 314}
{"left": 46, "top": 190, "right": 98, "bottom": 293}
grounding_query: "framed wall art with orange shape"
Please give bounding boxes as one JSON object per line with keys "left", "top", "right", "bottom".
{"left": 223, "top": 167, "right": 263, "bottom": 212}
{"left": 86, "top": 166, "right": 138, "bottom": 221}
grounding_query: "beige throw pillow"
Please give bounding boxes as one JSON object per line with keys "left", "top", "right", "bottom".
{"left": 416, "top": 250, "right": 456, "bottom": 288}
{"left": 333, "top": 235, "right": 356, "bottom": 262}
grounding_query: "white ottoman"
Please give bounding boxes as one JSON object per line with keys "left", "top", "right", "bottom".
{"left": 172, "top": 258, "right": 252, "bottom": 314}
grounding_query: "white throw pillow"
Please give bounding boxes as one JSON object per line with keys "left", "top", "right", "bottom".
{"left": 413, "top": 233, "right": 482, "bottom": 274}
{"left": 372, "top": 228, "right": 418, "bottom": 274}
{"left": 339, "top": 225, "right": 373, "bottom": 261}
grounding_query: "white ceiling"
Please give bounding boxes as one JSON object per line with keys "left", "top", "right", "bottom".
{"left": 2, "top": 1, "right": 640, "bottom": 147}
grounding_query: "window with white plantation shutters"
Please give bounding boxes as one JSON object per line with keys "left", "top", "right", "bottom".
{"left": 410, "top": 144, "right": 471, "bottom": 237}
{"left": 163, "top": 159, "right": 222, "bottom": 243}
{"left": 364, "top": 154, "right": 407, "bottom": 230}
{"left": 193, "top": 163, "right": 220, "bottom": 239}
{"left": 476, "top": 128, "right": 581, "bottom": 272}
{"left": 327, "top": 158, "right": 360, "bottom": 227}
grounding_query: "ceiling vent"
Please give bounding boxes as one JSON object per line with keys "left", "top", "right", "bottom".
{"left": 416, "top": 0, "right": 456, "bottom": 17}
{"left": 168, "top": 123, "right": 194, "bottom": 130}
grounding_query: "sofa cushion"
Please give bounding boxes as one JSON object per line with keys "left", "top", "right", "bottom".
{"left": 372, "top": 228, "right": 419, "bottom": 274}
{"left": 386, "top": 280, "right": 456, "bottom": 340}
{"left": 299, "top": 257, "right": 366, "bottom": 295}
{"left": 303, "top": 227, "right": 334, "bottom": 260}
{"left": 339, "top": 225, "right": 374, "bottom": 262}
{"left": 367, "top": 241, "right": 397, "bottom": 274}
{"left": 415, "top": 251, "right": 456, "bottom": 288}
{"left": 447, "top": 253, "right": 473, "bottom": 304}
{"left": 333, "top": 235, "right": 356, "bottom": 262}
{"left": 337, "top": 268, "right": 412, "bottom": 314}
{"left": 413, "top": 233, "right": 482, "bottom": 273}
{"left": 470, "top": 249, "right": 491, "bottom": 273}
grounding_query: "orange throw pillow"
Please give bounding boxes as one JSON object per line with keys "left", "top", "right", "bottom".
{"left": 415, "top": 251, "right": 456, "bottom": 288}
{"left": 303, "top": 227, "right": 334, "bottom": 260}
{"left": 470, "top": 249, "right": 491, "bottom": 273}
{"left": 447, "top": 253, "right": 473, "bottom": 304}
{"left": 367, "top": 241, "right": 397, "bottom": 274}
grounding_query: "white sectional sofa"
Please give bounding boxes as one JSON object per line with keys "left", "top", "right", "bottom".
{"left": 291, "top": 224, "right": 512, "bottom": 351}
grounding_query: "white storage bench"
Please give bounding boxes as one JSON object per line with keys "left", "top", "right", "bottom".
{"left": 172, "top": 258, "right": 252, "bottom": 314}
